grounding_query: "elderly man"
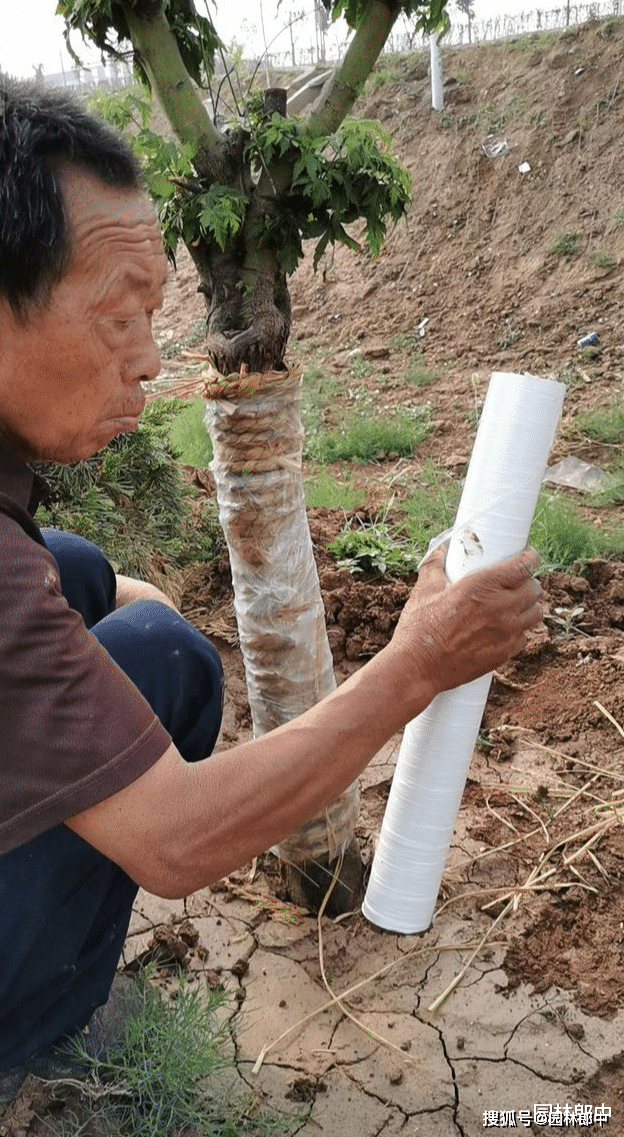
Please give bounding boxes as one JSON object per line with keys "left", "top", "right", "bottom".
{"left": 0, "top": 79, "right": 542, "bottom": 1096}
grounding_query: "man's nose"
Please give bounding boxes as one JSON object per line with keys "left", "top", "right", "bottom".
{"left": 125, "top": 321, "right": 161, "bottom": 384}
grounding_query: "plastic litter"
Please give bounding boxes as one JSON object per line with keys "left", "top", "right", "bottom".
{"left": 518, "top": 161, "right": 531, "bottom": 174}
{"left": 544, "top": 455, "right": 608, "bottom": 493}
{"left": 577, "top": 332, "right": 599, "bottom": 348}
{"left": 482, "top": 135, "right": 510, "bottom": 158}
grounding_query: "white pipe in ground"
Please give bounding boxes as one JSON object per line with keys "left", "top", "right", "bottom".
{"left": 362, "top": 371, "right": 566, "bottom": 934}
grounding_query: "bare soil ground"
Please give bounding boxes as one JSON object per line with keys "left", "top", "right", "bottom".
{"left": 4, "top": 19, "right": 624, "bottom": 1137}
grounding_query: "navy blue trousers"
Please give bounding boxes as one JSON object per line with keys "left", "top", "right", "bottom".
{"left": 0, "top": 531, "right": 223, "bottom": 1070}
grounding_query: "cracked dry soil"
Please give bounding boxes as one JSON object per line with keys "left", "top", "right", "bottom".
{"left": 4, "top": 20, "right": 624, "bottom": 1136}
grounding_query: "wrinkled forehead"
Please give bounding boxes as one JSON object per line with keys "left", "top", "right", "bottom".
{"left": 59, "top": 164, "right": 166, "bottom": 279}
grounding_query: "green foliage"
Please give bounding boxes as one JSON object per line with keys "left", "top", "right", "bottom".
{"left": 307, "top": 406, "right": 432, "bottom": 464}
{"left": 57, "top": 0, "right": 222, "bottom": 87}
{"left": 35, "top": 401, "right": 223, "bottom": 576}
{"left": 88, "top": 87, "right": 247, "bottom": 262}
{"left": 591, "top": 468, "right": 624, "bottom": 507}
{"left": 548, "top": 231, "right": 581, "bottom": 257}
{"left": 304, "top": 471, "right": 365, "bottom": 509}
{"left": 247, "top": 117, "right": 411, "bottom": 273}
{"left": 61, "top": 970, "right": 293, "bottom": 1137}
{"left": 331, "top": 0, "right": 450, "bottom": 33}
{"left": 616, "top": 205, "right": 624, "bottom": 224}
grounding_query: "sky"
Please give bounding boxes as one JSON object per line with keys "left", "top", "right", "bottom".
{"left": 1, "top": 0, "right": 539, "bottom": 81}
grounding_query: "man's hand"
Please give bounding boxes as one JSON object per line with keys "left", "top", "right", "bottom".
{"left": 391, "top": 545, "right": 542, "bottom": 700}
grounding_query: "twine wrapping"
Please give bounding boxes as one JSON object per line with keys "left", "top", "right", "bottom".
{"left": 204, "top": 363, "right": 359, "bottom": 863}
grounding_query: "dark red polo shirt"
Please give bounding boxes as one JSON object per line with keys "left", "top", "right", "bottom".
{"left": 0, "top": 438, "right": 171, "bottom": 853}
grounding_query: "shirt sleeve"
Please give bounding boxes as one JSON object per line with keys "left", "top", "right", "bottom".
{"left": 0, "top": 517, "right": 172, "bottom": 853}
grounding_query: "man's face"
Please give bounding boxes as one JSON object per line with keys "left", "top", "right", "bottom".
{"left": 0, "top": 166, "right": 167, "bottom": 463}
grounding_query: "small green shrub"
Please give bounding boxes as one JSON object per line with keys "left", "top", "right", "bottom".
{"left": 404, "top": 352, "right": 442, "bottom": 387}
{"left": 548, "top": 231, "right": 581, "bottom": 257}
{"left": 61, "top": 971, "right": 295, "bottom": 1137}
{"left": 35, "top": 400, "right": 223, "bottom": 576}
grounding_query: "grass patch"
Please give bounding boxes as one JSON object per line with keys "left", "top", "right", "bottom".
{"left": 35, "top": 400, "right": 223, "bottom": 577}
{"left": 548, "top": 231, "right": 581, "bottom": 257}
{"left": 170, "top": 395, "right": 214, "bottom": 466}
{"left": 589, "top": 249, "right": 616, "bottom": 268}
{"left": 575, "top": 402, "right": 624, "bottom": 444}
{"left": 529, "top": 490, "right": 624, "bottom": 571}
{"left": 590, "top": 469, "right": 624, "bottom": 507}
{"left": 308, "top": 406, "right": 432, "bottom": 464}
{"left": 304, "top": 471, "right": 365, "bottom": 510}
{"left": 404, "top": 352, "right": 443, "bottom": 388}
{"left": 399, "top": 461, "right": 462, "bottom": 555}
{"left": 505, "top": 29, "right": 558, "bottom": 52}
{"left": 59, "top": 971, "right": 296, "bottom": 1136}
{"left": 616, "top": 205, "right": 624, "bottom": 224}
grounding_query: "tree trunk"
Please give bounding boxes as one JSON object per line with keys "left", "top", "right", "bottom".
{"left": 203, "top": 361, "right": 363, "bottom": 915}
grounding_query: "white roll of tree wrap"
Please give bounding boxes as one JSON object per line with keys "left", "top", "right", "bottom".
{"left": 362, "top": 371, "right": 566, "bottom": 934}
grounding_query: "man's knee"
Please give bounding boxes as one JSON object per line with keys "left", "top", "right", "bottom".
{"left": 93, "top": 600, "right": 224, "bottom": 761}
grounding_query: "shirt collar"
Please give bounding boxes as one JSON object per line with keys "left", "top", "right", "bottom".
{"left": 0, "top": 435, "right": 36, "bottom": 513}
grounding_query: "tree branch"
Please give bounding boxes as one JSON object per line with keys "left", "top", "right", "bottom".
{"left": 120, "top": 1, "right": 229, "bottom": 182}
{"left": 305, "top": 0, "right": 401, "bottom": 138}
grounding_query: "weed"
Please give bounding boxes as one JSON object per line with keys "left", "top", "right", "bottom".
{"left": 589, "top": 249, "right": 616, "bottom": 268}
{"left": 544, "top": 604, "right": 591, "bottom": 638}
{"left": 497, "top": 320, "right": 522, "bottom": 350}
{"left": 576, "top": 403, "right": 624, "bottom": 445}
{"left": 304, "top": 471, "right": 365, "bottom": 510}
{"left": 547, "top": 231, "right": 581, "bottom": 257}
{"left": 506, "top": 29, "right": 557, "bottom": 52}
{"left": 328, "top": 517, "right": 420, "bottom": 577}
{"left": 347, "top": 352, "right": 374, "bottom": 379}
{"left": 59, "top": 970, "right": 296, "bottom": 1137}
{"left": 590, "top": 469, "right": 624, "bottom": 507}
{"left": 616, "top": 205, "right": 624, "bottom": 224}
{"left": 366, "top": 63, "right": 403, "bottom": 90}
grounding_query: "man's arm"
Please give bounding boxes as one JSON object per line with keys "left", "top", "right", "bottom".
{"left": 115, "top": 573, "right": 178, "bottom": 613}
{"left": 65, "top": 546, "right": 542, "bottom": 899}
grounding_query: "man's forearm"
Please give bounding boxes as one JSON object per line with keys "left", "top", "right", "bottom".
{"left": 171, "top": 641, "right": 431, "bottom": 894}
